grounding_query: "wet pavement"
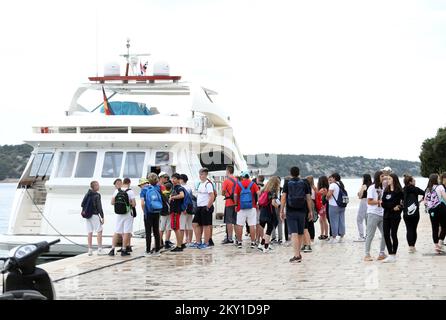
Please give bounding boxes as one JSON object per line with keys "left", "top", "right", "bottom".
{"left": 41, "top": 199, "right": 446, "bottom": 300}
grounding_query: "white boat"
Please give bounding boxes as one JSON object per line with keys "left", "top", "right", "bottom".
{"left": 0, "top": 43, "right": 247, "bottom": 256}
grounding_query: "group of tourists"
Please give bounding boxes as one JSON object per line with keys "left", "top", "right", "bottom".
{"left": 81, "top": 165, "right": 446, "bottom": 263}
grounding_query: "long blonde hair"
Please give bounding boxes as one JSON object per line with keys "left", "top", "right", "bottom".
{"left": 263, "top": 176, "right": 280, "bottom": 194}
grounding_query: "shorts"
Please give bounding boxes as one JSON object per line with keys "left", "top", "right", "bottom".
{"left": 115, "top": 212, "right": 134, "bottom": 234}
{"left": 86, "top": 214, "right": 103, "bottom": 234}
{"left": 180, "top": 212, "right": 194, "bottom": 230}
{"left": 286, "top": 210, "right": 306, "bottom": 235}
{"left": 170, "top": 212, "right": 181, "bottom": 231}
{"left": 193, "top": 206, "right": 214, "bottom": 226}
{"left": 160, "top": 215, "right": 172, "bottom": 232}
{"left": 223, "top": 206, "right": 237, "bottom": 225}
{"left": 236, "top": 208, "right": 257, "bottom": 226}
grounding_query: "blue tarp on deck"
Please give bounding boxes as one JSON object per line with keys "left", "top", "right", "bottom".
{"left": 100, "top": 101, "right": 151, "bottom": 115}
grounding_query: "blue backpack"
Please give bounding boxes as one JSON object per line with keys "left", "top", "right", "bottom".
{"left": 144, "top": 185, "right": 163, "bottom": 214}
{"left": 238, "top": 181, "right": 254, "bottom": 210}
{"left": 181, "top": 188, "right": 195, "bottom": 214}
{"left": 332, "top": 182, "right": 349, "bottom": 208}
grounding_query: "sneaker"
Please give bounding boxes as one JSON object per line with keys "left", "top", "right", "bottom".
{"left": 166, "top": 240, "right": 174, "bottom": 246}
{"left": 354, "top": 237, "right": 366, "bottom": 242}
{"left": 408, "top": 247, "right": 416, "bottom": 254}
{"left": 237, "top": 241, "right": 242, "bottom": 249}
{"left": 152, "top": 251, "right": 161, "bottom": 257}
{"left": 338, "top": 237, "right": 344, "bottom": 243}
{"left": 221, "top": 238, "right": 234, "bottom": 245}
{"left": 271, "top": 238, "right": 277, "bottom": 243}
{"left": 262, "top": 247, "right": 269, "bottom": 253}
{"left": 328, "top": 238, "right": 337, "bottom": 244}
{"left": 107, "top": 249, "right": 115, "bottom": 256}
{"left": 382, "top": 255, "right": 396, "bottom": 263}
{"left": 364, "top": 255, "right": 373, "bottom": 262}
{"left": 303, "top": 245, "right": 312, "bottom": 253}
{"left": 289, "top": 256, "right": 302, "bottom": 263}
{"left": 278, "top": 240, "right": 283, "bottom": 245}
{"left": 208, "top": 238, "right": 215, "bottom": 246}
{"left": 164, "top": 243, "right": 172, "bottom": 250}
{"left": 377, "top": 254, "right": 387, "bottom": 261}
{"left": 250, "top": 242, "right": 257, "bottom": 249}
{"left": 88, "top": 248, "right": 93, "bottom": 256}
{"left": 318, "top": 235, "right": 324, "bottom": 240}
{"left": 121, "top": 250, "right": 130, "bottom": 256}
{"left": 181, "top": 244, "right": 186, "bottom": 249}
{"left": 97, "top": 248, "right": 107, "bottom": 256}
{"left": 187, "top": 242, "right": 199, "bottom": 248}
{"left": 144, "top": 251, "right": 151, "bottom": 257}
{"left": 170, "top": 246, "right": 183, "bottom": 252}
{"left": 301, "top": 245, "right": 306, "bottom": 251}
{"left": 126, "top": 246, "right": 133, "bottom": 253}
{"left": 257, "top": 244, "right": 264, "bottom": 252}
{"left": 198, "top": 243, "right": 210, "bottom": 250}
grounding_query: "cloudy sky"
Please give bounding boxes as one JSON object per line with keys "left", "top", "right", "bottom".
{"left": 1, "top": 0, "right": 445, "bottom": 161}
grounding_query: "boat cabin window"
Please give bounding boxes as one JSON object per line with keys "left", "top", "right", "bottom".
{"left": 75, "top": 152, "right": 97, "bottom": 178}
{"left": 29, "top": 153, "right": 54, "bottom": 178}
{"left": 123, "top": 152, "right": 145, "bottom": 178}
{"left": 102, "top": 152, "right": 123, "bottom": 178}
{"left": 155, "top": 152, "right": 172, "bottom": 165}
{"left": 149, "top": 165, "right": 176, "bottom": 177}
{"left": 56, "top": 152, "right": 76, "bottom": 178}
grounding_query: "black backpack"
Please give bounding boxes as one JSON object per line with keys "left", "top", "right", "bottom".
{"left": 287, "top": 179, "right": 307, "bottom": 210}
{"left": 114, "top": 188, "right": 130, "bottom": 215}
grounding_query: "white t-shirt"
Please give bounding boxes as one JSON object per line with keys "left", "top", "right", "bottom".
{"left": 329, "top": 183, "right": 340, "bottom": 207}
{"left": 366, "top": 185, "right": 383, "bottom": 216}
{"left": 196, "top": 180, "right": 214, "bottom": 207}
{"left": 112, "top": 188, "right": 136, "bottom": 213}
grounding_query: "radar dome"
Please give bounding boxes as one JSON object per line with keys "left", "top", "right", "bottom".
{"left": 153, "top": 61, "right": 170, "bottom": 76}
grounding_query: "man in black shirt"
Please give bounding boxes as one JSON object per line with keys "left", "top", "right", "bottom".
{"left": 280, "top": 167, "right": 313, "bottom": 263}
{"left": 169, "top": 173, "right": 185, "bottom": 252}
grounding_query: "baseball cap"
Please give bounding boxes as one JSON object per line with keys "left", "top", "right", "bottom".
{"left": 382, "top": 166, "right": 392, "bottom": 173}
{"left": 158, "top": 172, "right": 169, "bottom": 178}
{"left": 138, "top": 178, "right": 149, "bottom": 186}
{"left": 240, "top": 170, "right": 250, "bottom": 178}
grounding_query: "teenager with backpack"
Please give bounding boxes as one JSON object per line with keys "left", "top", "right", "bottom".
{"left": 179, "top": 174, "right": 194, "bottom": 246}
{"left": 257, "top": 176, "right": 280, "bottom": 253}
{"left": 424, "top": 174, "right": 446, "bottom": 254}
{"left": 234, "top": 171, "right": 260, "bottom": 249}
{"left": 364, "top": 170, "right": 387, "bottom": 262}
{"left": 402, "top": 175, "right": 425, "bottom": 253}
{"left": 280, "top": 167, "right": 312, "bottom": 263}
{"left": 81, "top": 181, "right": 106, "bottom": 256}
{"left": 381, "top": 173, "right": 404, "bottom": 263}
{"left": 221, "top": 165, "right": 237, "bottom": 244}
{"left": 326, "top": 173, "right": 348, "bottom": 244}
{"left": 169, "top": 173, "right": 186, "bottom": 252}
{"left": 192, "top": 168, "right": 216, "bottom": 249}
{"left": 109, "top": 178, "right": 136, "bottom": 256}
{"left": 142, "top": 173, "right": 163, "bottom": 257}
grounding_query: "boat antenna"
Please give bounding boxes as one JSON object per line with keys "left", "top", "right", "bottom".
{"left": 125, "top": 38, "right": 130, "bottom": 76}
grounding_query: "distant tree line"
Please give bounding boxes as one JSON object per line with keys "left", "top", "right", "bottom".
{"left": 0, "top": 144, "right": 33, "bottom": 180}
{"left": 246, "top": 154, "right": 421, "bottom": 178}
{"left": 420, "top": 127, "right": 446, "bottom": 177}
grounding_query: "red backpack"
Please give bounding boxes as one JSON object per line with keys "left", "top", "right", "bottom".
{"left": 258, "top": 191, "right": 270, "bottom": 207}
